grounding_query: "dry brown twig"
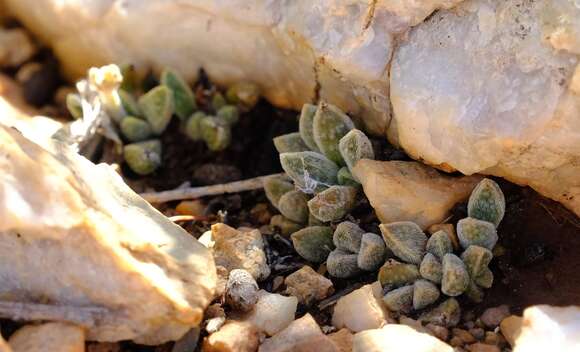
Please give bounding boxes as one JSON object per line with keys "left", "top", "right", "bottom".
{"left": 140, "top": 173, "right": 284, "bottom": 203}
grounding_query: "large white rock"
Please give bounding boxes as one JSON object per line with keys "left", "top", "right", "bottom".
{"left": 8, "top": 322, "right": 85, "bottom": 352}
{"left": 0, "top": 124, "right": 216, "bottom": 344}
{"left": 353, "top": 324, "right": 453, "bottom": 352}
{"left": 390, "top": 0, "right": 580, "bottom": 215}
{"left": 1, "top": 0, "right": 463, "bottom": 135}
{"left": 514, "top": 305, "right": 580, "bottom": 352}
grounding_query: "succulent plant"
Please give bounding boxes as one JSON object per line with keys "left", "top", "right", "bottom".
{"left": 123, "top": 139, "right": 162, "bottom": 175}
{"left": 426, "top": 230, "right": 453, "bottom": 260}
{"left": 441, "top": 254, "right": 469, "bottom": 297}
{"left": 419, "top": 298, "right": 461, "bottom": 328}
{"left": 378, "top": 259, "right": 420, "bottom": 287}
{"left": 273, "top": 132, "right": 310, "bottom": 154}
{"left": 264, "top": 175, "right": 295, "bottom": 209}
{"left": 338, "top": 129, "right": 374, "bottom": 179}
{"left": 307, "top": 185, "right": 357, "bottom": 222}
{"left": 379, "top": 222, "right": 427, "bottom": 265}
{"left": 226, "top": 81, "right": 261, "bottom": 110}
{"left": 337, "top": 167, "right": 359, "bottom": 186}
{"left": 290, "top": 226, "right": 335, "bottom": 263}
{"left": 468, "top": 178, "right": 505, "bottom": 226}
{"left": 66, "top": 93, "right": 83, "bottom": 119}
{"left": 298, "top": 103, "right": 320, "bottom": 152}
{"left": 357, "top": 233, "right": 387, "bottom": 271}
{"left": 120, "top": 116, "right": 152, "bottom": 142}
{"left": 119, "top": 63, "right": 139, "bottom": 93}
{"left": 88, "top": 64, "right": 126, "bottom": 122}
{"left": 138, "top": 85, "right": 175, "bottom": 135}
{"left": 312, "top": 102, "right": 355, "bottom": 165}
{"left": 419, "top": 253, "right": 442, "bottom": 284}
{"left": 270, "top": 215, "right": 303, "bottom": 236}
{"left": 160, "top": 68, "right": 196, "bottom": 120}
{"left": 278, "top": 190, "right": 309, "bottom": 224}
{"left": 200, "top": 116, "right": 232, "bottom": 151}
{"left": 383, "top": 285, "right": 414, "bottom": 312}
{"left": 456, "top": 217, "right": 498, "bottom": 250}
{"left": 327, "top": 249, "right": 361, "bottom": 278}
{"left": 119, "top": 89, "right": 141, "bottom": 117}
{"left": 184, "top": 111, "right": 206, "bottom": 141}
{"left": 413, "top": 279, "right": 440, "bottom": 310}
{"left": 280, "top": 151, "right": 339, "bottom": 193}
{"left": 217, "top": 105, "right": 240, "bottom": 125}
{"left": 333, "top": 221, "right": 364, "bottom": 253}
{"left": 212, "top": 92, "right": 227, "bottom": 111}
{"left": 225, "top": 269, "right": 259, "bottom": 312}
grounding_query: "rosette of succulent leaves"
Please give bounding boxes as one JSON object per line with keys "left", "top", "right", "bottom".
{"left": 66, "top": 64, "right": 260, "bottom": 175}
{"left": 266, "top": 109, "right": 506, "bottom": 319}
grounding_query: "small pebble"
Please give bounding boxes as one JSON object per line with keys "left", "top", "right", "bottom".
{"left": 483, "top": 331, "right": 506, "bottom": 347}
{"left": 0, "top": 28, "right": 37, "bottom": 67}
{"left": 426, "top": 323, "right": 449, "bottom": 341}
{"left": 225, "top": 269, "right": 259, "bottom": 312}
{"left": 452, "top": 328, "right": 476, "bottom": 344}
{"left": 284, "top": 265, "right": 333, "bottom": 305}
{"left": 499, "top": 315, "right": 523, "bottom": 347}
{"left": 205, "top": 316, "right": 226, "bottom": 334}
{"left": 466, "top": 342, "right": 500, "bottom": 352}
{"left": 203, "top": 321, "right": 259, "bottom": 352}
{"left": 469, "top": 327, "right": 485, "bottom": 340}
{"left": 449, "top": 336, "right": 464, "bottom": 347}
{"left": 480, "top": 305, "right": 510, "bottom": 328}
{"left": 175, "top": 200, "right": 206, "bottom": 217}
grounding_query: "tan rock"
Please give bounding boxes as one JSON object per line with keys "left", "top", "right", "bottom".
{"left": 332, "top": 282, "right": 389, "bottom": 333}
{"left": 353, "top": 324, "right": 453, "bottom": 352}
{"left": 284, "top": 266, "right": 334, "bottom": 305}
{"left": 0, "top": 335, "right": 12, "bottom": 352}
{"left": 480, "top": 305, "right": 510, "bottom": 329}
{"left": 259, "top": 314, "right": 338, "bottom": 352}
{"left": 8, "top": 322, "right": 85, "bottom": 352}
{"left": 202, "top": 321, "right": 259, "bottom": 352}
{"left": 328, "top": 329, "right": 353, "bottom": 352}
{"left": 245, "top": 290, "right": 298, "bottom": 336}
{"left": 499, "top": 315, "right": 522, "bottom": 347}
{"left": 87, "top": 343, "right": 121, "bottom": 352}
{"left": 0, "top": 125, "right": 216, "bottom": 344}
{"left": 0, "top": 28, "right": 37, "bottom": 67}
{"left": 466, "top": 343, "right": 500, "bottom": 352}
{"left": 353, "top": 160, "right": 482, "bottom": 229}
{"left": 212, "top": 223, "right": 270, "bottom": 281}
{"left": 514, "top": 305, "right": 580, "bottom": 352}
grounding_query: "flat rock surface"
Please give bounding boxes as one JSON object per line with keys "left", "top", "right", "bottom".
{"left": 0, "top": 125, "right": 216, "bottom": 344}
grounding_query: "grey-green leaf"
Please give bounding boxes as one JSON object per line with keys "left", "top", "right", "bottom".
{"left": 160, "top": 68, "right": 196, "bottom": 120}
{"left": 426, "top": 230, "right": 453, "bottom": 260}
{"left": 298, "top": 103, "right": 319, "bottom": 151}
{"left": 338, "top": 129, "right": 374, "bottom": 179}
{"left": 273, "top": 132, "right": 310, "bottom": 154}
{"left": 307, "top": 186, "right": 357, "bottom": 222}
{"left": 280, "top": 151, "right": 338, "bottom": 193}
{"left": 357, "top": 233, "right": 387, "bottom": 271}
{"left": 379, "top": 221, "right": 427, "bottom": 265}
{"left": 123, "top": 139, "right": 162, "bottom": 176}
{"left": 138, "top": 85, "right": 174, "bottom": 134}
{"left": 120, "top": 116, "right": 152, "bottom": 142}
{"left": 441, "top": 254, "right": 469, "bottom": 297}
{"left": 291, "top": 226, "right": 335, "bottom": 263}
{"left": 313, "top": 102, "right": 355, "bottom": 165}
{"left": 327, "top": 249, "right": 361, "bottom": 278}
{"left": 278, "top": 190, "right": 309, "bottom": 224}
{"left": 468, "top": 178, "right": 505, "bottom": 227}
{"left": 457, "top": 217, "right": 498, "bottom": 250}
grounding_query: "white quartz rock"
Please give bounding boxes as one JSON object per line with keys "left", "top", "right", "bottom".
{"left": 0, "top": 124, "right": 216, "bottom": 345}
{"left": 514, "top": 305, "right": 580, "bottom": 352}
{"left": 353, "top": 324, "right": 453, "bottom": 352}
{"left": 244, "top": 290, "right": 298, "bottom": 336}
{"left": 390, "top": 0, "right": 580, "bottom": 216}
{"left": 332, "top": 282, "right": 390, "bottom": 333}
{"left": 2, "top": 0, "right": 463, "bottom": 135}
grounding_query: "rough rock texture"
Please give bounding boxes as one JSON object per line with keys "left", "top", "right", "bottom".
{"left": 328, "top": 329, "right": 353, "bottom": 352}
{"left": 0, "top": 335, "right": 11, "bottom": 352}
{"left": 259, "top": 314, "right": 338, "bottom": 352}
{"left": 353, "top": 160, "right": 482, "bottom": 229}
{"left": 244, "top": 290, "right": 298, "bottom": 336}
{"left": 212, "top": 224, "right": 270, "bottom": 281}
{"left": 202, "top": 320, "right": 259, "bottom": 352}
{"left": 2, "top": 0, "right": 463, "bottom": 136}
{"left": 284, "top": 266, "right": 333, "bottom": 305}
{"left": 390, "top": 0, "right": 580, "bottom": 215}
{"left": 353, "top": 324, "right": 453, "bottom": 352}
{"left": 8, "top": 322, "right": 85, "bottom": 352}
{"left": 332, "top": 282, "right": 389, "bottom": 333}
{"left": 0, "top": 125, "right": 216, "bottom": 344}
{"left": 514, "top": 305, "right": 580, "bottom": 352}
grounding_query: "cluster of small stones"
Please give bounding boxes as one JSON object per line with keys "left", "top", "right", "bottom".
{"left": 66, "top": 64, "right": 260, "bottom": 175}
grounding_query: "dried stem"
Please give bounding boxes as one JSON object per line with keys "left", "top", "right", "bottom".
{"left": 0, "top": 301, "right": 111, "bottom": 327}
{"left": 140, "top": 173, "right": 284, "bottom": 203}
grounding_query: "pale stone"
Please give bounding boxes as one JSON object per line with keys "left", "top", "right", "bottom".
{"left": 0, "top": 335, "right": 11, "bottom": 352}
{"left": 202, "top": 320, "right": 259, "bottom": 352}
{"left": 3, "top": 0, "right": 463, "bottom": 136}
{"left": 8, "top": 322, "right": 85, "bottom": 352}
{"left": 332, "top": 282, "right": 389, "bottom": 333}
{"left": 284, "top": 266, "right": 334, "bottom": 305}
{"left": 513, "top": 305, "right": 580, "bottom": 352}
{"left": 353, "top": 324, "right": 453, "bottom": 352}
{"left": 480, "top": 305, "right": 510, "bottom": 329}
{"left": 245, "top": 290, "right": 298, "bottom": 336}
{"left": 0, "top": 125, "right": 216, "bottom": 344}
{"left": 0, "top": 28, "right": 37, "bottom": 67}
{"left": 353, "top": 160, "right": 482, "bottom": 229}
{"left": 390, "top": 0, "right": 580, "bottom": 216}
{"left": 259, "top": 314, "right": 338, "bottom": 352}
{"left": 499, "top": 315, "right": 522, "bottom": 347}
{"left": 328, "top": 329, "right": 353, "bottom": 352}
{"left": 212, "top": 224, "right": 270, "bottom": 281}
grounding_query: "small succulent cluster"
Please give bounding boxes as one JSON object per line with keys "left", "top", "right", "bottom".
{"left": 378, "top": 178, "right": 505, "bottom": 315}
{"left": 66, "top": 64, "right": 260, "bottom": 175}
{"left": 265, "top": 101, "right": 375, "bottom": 229}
